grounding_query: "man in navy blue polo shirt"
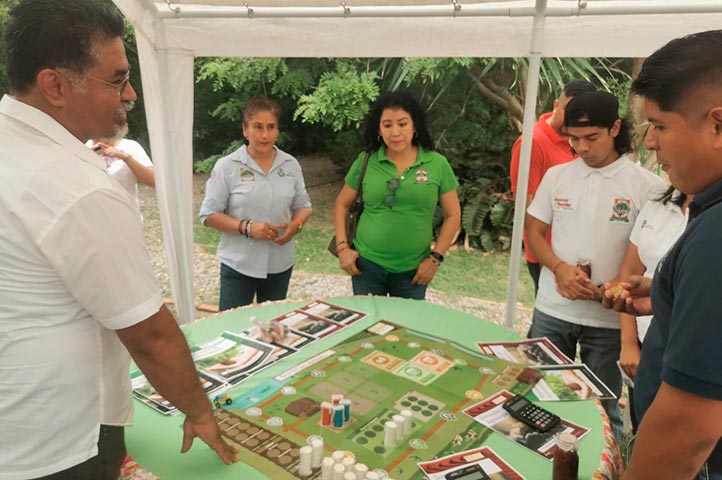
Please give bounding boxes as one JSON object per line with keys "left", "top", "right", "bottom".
{"left": 603, "top": 30, "right": 722, "bottom": 479}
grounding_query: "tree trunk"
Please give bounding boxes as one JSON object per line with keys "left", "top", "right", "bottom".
{"left": 466, "top": 69, "right": 524, "bottom": 132}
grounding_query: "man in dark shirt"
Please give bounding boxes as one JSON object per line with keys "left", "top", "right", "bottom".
{"left": 603, "top": 29, "right": 722, "bottom": 480}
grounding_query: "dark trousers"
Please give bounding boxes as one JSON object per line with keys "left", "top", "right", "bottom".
{"left": 629, "top": 385, "right": 639, "bottom": 433}
{"left": 695, "top": 464, "right": 722, "bottom": 480}
{"left": 628, "top": 340, "right": 643, "bottom": 434}
{"left": 529, "top": 309, "right": 623, "bottom": 442}
{"left": 31, "top": 425, "right": 125, "bottom": 480}
{"left": 351, "top": 256, "right": 427, "bottom": 300}
{"left": 219, "top": 263, "right": 293, "bottom": 311}
{"left": 527, "top": 261, "right": 541, "bottom": 297}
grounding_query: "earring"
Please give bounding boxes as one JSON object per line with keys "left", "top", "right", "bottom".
{"left": 414, "top": 131, "right": 418, "bottom": 139}
{"left": 377, "top": 134, "right": 382, "bottom": 142}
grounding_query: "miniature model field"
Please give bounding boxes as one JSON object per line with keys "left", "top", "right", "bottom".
{"left": 213, "top": 321, "right": 538, "bottom": 480}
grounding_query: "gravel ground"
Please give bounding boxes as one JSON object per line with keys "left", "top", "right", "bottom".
{"left": 137, "top": 174, "right": 532, "bottom": 337}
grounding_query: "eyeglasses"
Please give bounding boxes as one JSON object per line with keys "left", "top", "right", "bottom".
{"left": 86, "top": 72, "right": 131, "bottom": 97}
{"left": 383, "top": 178, "right": 400, "bottom": 209}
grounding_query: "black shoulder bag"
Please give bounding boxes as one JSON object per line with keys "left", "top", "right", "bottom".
{"left": 327, "top": 152, "right": 371, "bottom": 257}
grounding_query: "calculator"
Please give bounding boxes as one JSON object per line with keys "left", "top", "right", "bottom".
{"left": 502, "top": 394, "right": 560, "bottom": 432}
{"left": 444, "top": 464, "right": 490, "bottom": 480}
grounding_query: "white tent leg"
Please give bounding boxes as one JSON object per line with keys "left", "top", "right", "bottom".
{"left": 504, "top": 0, "right": 546, "bottom": 329}
{"left": 136, "top": 24, "right": 196, "bottom": 324}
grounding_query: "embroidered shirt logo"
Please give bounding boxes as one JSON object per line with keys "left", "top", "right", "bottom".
{"left": 240, "top": 168, "right": 255, "bottom": 182}
{"left": 554, "top": 197, "right": 573, "bottom": 210}
{"left": 610, "top": 198, "right": 631, "bottom": 222}
{"left": 415, "top": 168, "right": 429, "bottom": 183}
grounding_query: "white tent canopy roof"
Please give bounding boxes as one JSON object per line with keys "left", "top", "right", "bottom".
{"left": 123, "top": 0, "right": 722, "bottom": 57}
{"left": 112, "top": 0, "right": 722, "bottom": 324}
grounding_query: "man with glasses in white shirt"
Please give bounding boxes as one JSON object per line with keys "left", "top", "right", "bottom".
{"left": 0, "top": 1, "right": 237, "bottom": 478}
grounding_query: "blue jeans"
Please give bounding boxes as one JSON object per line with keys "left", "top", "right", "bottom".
{"left": 528, "top": 308, "right": 623, "bottom": 442}
{"left": 219, "top": 263, "right": 293, "bottom": 311}
{"left": 351, "top": 256, "right": 427, "bottom": 300}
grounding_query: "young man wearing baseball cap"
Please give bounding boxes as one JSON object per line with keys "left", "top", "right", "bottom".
{"left": 525, "top": 91, "right": 666, "bottom": 441}
{"left": 510, "top": 79, "right": 596, "bottom": 295}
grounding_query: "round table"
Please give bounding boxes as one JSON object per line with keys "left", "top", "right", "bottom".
{"left": 125, "top": 296, "right": 618, "bottom": 479}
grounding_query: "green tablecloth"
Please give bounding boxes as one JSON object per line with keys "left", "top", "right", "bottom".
{"left": 126, "top": 296, "right": 607, "bottom": 479}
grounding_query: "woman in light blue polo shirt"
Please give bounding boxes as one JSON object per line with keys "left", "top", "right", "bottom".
{"left": 200, "top": 98, "right": 312, "bottom": 310}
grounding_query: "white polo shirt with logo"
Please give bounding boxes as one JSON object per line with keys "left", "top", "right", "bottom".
{"left": 0, "top": 95, "right": 163, "bottom": 479}
{"left": 528, "top": 156, "right": 666, "bottom": 329}
{"left": 629, "top": 193, "right": 689, "bottom": 341}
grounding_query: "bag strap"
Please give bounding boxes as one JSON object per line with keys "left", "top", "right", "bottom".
{"left": 355, "top": 152, "right": 371, "bottom": 202}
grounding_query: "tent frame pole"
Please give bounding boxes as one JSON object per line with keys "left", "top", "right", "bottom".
{"left": 153, "top": 0, "right": 722, "bottom": 19}
{"left": 504, "top": 0, "right": 546, "bottom": 329}
{"left": 152, "top": 19, "right": 196, "bottom": 324}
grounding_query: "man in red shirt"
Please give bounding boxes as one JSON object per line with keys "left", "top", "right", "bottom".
{"left": 510, "top": 79, "right": 596, "bottom": 294}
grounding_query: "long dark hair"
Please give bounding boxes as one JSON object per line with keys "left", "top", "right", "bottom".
{"left": 613, "top": 119, "right": 634, "bottom": 156}
{"left": 362, "top": 91, "right": 433, "bottom": 152}
{"left": 656, "top": 184, "right": 687, "bottom": 207}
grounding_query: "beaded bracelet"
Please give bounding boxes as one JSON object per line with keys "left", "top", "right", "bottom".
{"left": 552, "top": 260, "right": 565, "bottom": 276}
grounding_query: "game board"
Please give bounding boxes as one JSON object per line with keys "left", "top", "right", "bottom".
{"left": 213, "top": 321, "right": 540, "bottom": 479}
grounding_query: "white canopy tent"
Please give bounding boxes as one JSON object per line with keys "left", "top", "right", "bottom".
{"left": 111, "top": 0, "right": 722, "bottom": 325}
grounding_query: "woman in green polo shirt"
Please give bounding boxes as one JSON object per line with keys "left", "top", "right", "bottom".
{"left": 333, "top": 92, "right": 461, "bottom": 300}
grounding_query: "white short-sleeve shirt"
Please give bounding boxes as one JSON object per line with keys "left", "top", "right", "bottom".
{"left": 629, "top": 193, "right": 689, "bottom": 341}
{"left": 199, "top": 145, "right": 312, "bottom": 278}
{"left": 528, "top": 156, "right": 667, "bottom": 328}
{"left": 0, "top": 96, "right": 163, "bottom": 479}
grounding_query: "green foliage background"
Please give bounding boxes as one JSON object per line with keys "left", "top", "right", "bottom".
{"left": 0, "top": 0, "right": 19, "bottom": 95}
{"left": 192, "top": 55, "right": 631, "bottom": 251}
{"left": 0, "top": 7, "right": 634, "bottom": 252}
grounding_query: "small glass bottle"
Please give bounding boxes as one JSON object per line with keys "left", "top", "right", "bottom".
{"left": 576, "top": 257, "right": 592, "bottom": 279}
{"left": 552, "top": 432, "right": 579, "bottom": 480}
